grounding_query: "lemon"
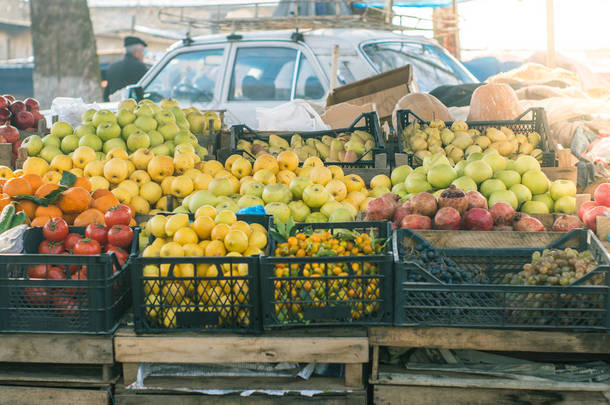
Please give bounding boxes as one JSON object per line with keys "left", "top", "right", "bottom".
{"left": 142, "top": 245, "right": 160, "bottom": 258}
{"left": 248, "top": 230, "right": 268, "bottom": 250}
{"left": 230, "top": 221, "right": 251, "bottom": 237}
{"left": 215, "top": 210, "right": 237, "bottom": 225}
{"left": 160, "top": 241, "right": 184, "bottom": 257}
{"left": 148, "top": 215, "right": 167, "bottom": 238}
{"left": 173, "top": 227, "right": 199, "bottom": 245}
{"left": 195, "top": 204, "right": 217, "bottom": 219}
{"left": 224, "top": 230, "right": 249, "bottom": 253}
{"left": 183, "top": 243, "right": 203, "bottom": 257}
{"left": 192, "top": 215, "right": 215, "bottom": 240}
{"left": 249, "top": 223, "right": 266, "bottom": 234}
{"left": 205, "top": 240, "right": 226, "bottom": 256}
{"left": 165, "top": 213, "right": 189, "bottom": 237}
{"left": 211, "top": 223, "right": 231, "bottom": 241}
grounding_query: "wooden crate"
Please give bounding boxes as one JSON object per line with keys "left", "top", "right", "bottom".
{"left": 0, "top": 385, "right": 110, "bottom": 405}
{"left": 0, "top": 143, "right": 12, "bottom": 167}
{"left": 114, "top": 327, "right": 369, "bottom": 394}
{"left": 342, "top": 153, "right": 389, "bottom": 184}
{"left": 542, "top": 166, "right": 578, "bottom": 183}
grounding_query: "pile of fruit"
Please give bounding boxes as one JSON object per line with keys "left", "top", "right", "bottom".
{"left": 0, "top": 94, "right": 44, "bottom": 166}
{"left": 271, "top": 228, "right": 386, "bottom": 323}
{"left": 236, "top": 130, "right": 376, "bottom": 163}
{"left": 402, "top": 119, "right": 544, "bottom": 164}
{"left": 578, "top": 183, "right": 610, "bottom": 233}
{"left": 21, "top": 98, "right": 215, "bottom": 163}
{"left": 390, "top": 152, "right": 576, "bottom": 215}
{"left": 139, "top": 208, "right": 268, "bottom": 329}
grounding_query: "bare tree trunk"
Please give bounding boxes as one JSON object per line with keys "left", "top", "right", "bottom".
{"left": 30, "top": 0, "right": 102, "bottom": 108}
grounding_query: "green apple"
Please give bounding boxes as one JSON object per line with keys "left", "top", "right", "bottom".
{"left": 173, "top": 206, "right": 189, "bottom": 214}
{"left": 158, "top": 122, "right": 179, "bottom": 140}
{"left": 160, "top": 99, "right": 180, "bottom": 109}
{"left": 370, "top": 186, "right": 391, "bottom": 198}
{"left": 151, "top": 144, "right": 171, "bottom": 156}
{"left": 422, "top": 153, "right": 450, "bottom": 171}
{"left": 75, "top": 124, "right": 95, "bottom": 138}
{"left": 96, "top": 152, "right": 106, "bottom": 161}
{"left": 154, "top": 110, "right": 176, "bottom": 125}
{"left": 134, "top": 104, "right": 154, "bottom": 117}
{"left": 91, "top": 109, "right": 116, "bottom": 127}
{"left": 50, "top": 121, "right": 73, "bottom": 138}
{"left": 454, "top": 160, "right": 468, "bottom": 177}
{"left": 39, "top": 145, "right": 62, "bottom": 163}
{"left": 186, "top": 112, "right": 205, "bottom": 134}
{"left": 170, "top": 106, "right": 187, "bottom": 122}
{"left": 390, "top": 165, "right": 413, "bottom": 186}
{"left": 305, "top": 212, "right": 328, "bottom": 223}
{"left": 60, "top": 134, "right": 79, "bottom": 154}
{"left": 464, "top": 160, "right": 493, "bottom": 184}
{"left": 288, "top": 200, "right": 311, "bottom": 222}
{"left": 494, "top": 170, "right": 521, "bottom": 188}
{"left": 522, "top": 170, "right": 549, "bottom": 195}
{"left": 488, "top": 189, "right": 519, "bottom": 210}
{"left": 467, "top": 152, "right": 484, "bottom": 162}
{"left": 148, "top": 130, "right": 164, "bottom": 147}
{"left": 243, "top": 181, "right": 264, "bottom": 198}
{"left": 391, "top": 183, "right": 407, "bottom": 195}
{"left": 238, "top": 194, "right": 264, "bottom": 209}
{"left": 209, "top": 177, "right": 233, "bottom": 197}
{"left": 509, "top": 184, "right": 532, "bottom": 207}
{"left": 176, "top": 118, "right": 190, "bottom": 131}
{"left": 164, "top": 141, "right": 175, "bottom": 155}
{"left": 127, "top": 131, "right": 151, "bottom": 152}
{"left": 533, "top": 193, "right": 554, "bottom": 212}
{"left": 79, "top": 134, "right": 102, "bottom": 151}
{"left": 549, "top": 180, "right": 576, "bottom": 200}
{"left": 174, "top": 130, "right": 197, "bottom": 146}
{"left": 96, "top": 121, "right": 121, "bottom": 141}
{"left": 505, "top": 159, "right": 516, "bottom": 171}
{"left": 81, "top": 108, "right": 96, "bottom": 124}
{"left": 117, "top": 109, "right": 137, "bottom": 127}
{"left": 134, "top": 115, "right": 158, "bottom": 133}
{"left": 262, "top": 183, "right": 291, "bottom": 204}
{"left": 427, "top": 164, "right": 456, "bottom": 189}
{"left": 554, "top": 195, "right": 576, "bottom": 214}
{"left": 289, "top": 177, "right": 312, "bottom": 200}
{"left": 329, "top": 207, "right": 354, "bottom": 222}
{"left": 482, "top": 153, "right": 506, "bottom": 172}
{"left": 195, "top": 145, "right": 208, "bottom": 161}
{"left": 265, "top": 202, "right": 291, "bottom": 224}
{"left": 103, "top": 138, "right": 127, "bottom": 154}
{"left": 121, "top": 123, "right": 139, "bottom": 140}
{"left": 302, "top": 184, "right": 330, "bottom": 208}
{"left": 188, "top": 190, "right": 219, "bottom": 212}
{"left": 404, "top": 172, "right": 432, "bottom": 193}
{"left": 118, "top": 99, "right": 137, "bottom": 112}
{"left": 320, "top": 200, "right": 343, "bottom": 218}
{"left": 22, "top": 135, "right": 42, "bottom": 155}
{"left": 451, "top": 176, "right": 477, "bottom": 192}
{"left": 42, "top": 134, "right": 61, "bottom": 148}
{"left": 521, "top": 200, "right": 550, "bottom": 214}
{"left": 514, "top": 155, "right": 540, "bottom": 175}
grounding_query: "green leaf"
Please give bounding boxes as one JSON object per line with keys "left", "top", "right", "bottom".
{"left": 14, "top": 185, "right": 67, "bottom": 207}
{"left": 270, "top": 230, "right": 287, "bottom": 244}
{"left": 60, "top": 171, "right": 77, "bottom": 187}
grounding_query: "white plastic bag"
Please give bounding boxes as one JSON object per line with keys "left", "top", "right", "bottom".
{"left": 256, "top": 100, "right": 330, "bottom": 131}
{"left": 51, "top": 97, "right": 98, "bottom": 128}
{"left": 0, "top": 224, "right": 27, "bottom": 254}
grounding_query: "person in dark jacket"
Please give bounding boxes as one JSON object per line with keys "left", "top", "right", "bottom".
{"left": 103, "top": 36, "right": 149, "bottom": 101}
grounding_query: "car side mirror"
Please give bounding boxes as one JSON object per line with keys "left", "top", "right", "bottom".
{"left": 128, "top": 85, "right": 144, "bottom": 101}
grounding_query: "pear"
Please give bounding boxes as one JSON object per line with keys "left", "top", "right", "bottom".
{"left": 294, "top": 148, "right": 308, "bottom": 162}
{"left": 465, "top": 145, "right": 483, "bottom": 155}
{"left": 302, "top": 145, "right": 317, "bottom": 157}
{"left": 321, "top": 135, "right": 333, "bottom": 146}
{"left": 305, "top": 138, "right": 317, "bottom": 148}
{"left": 486, "top": 128, "right": 507, "bottom": 142}
{"left": 329, "top": 140, "right": 342, "bottom": 161}
{"left": 354, "top": 130, "right": 373, "bottom": 143}
{"left": 364, "top": 139, "right": 374, "bottom": 152}
{"left": 450, "top": 121, "right": 468, "bottom": 132}
{"left": 424, "top": 127, "right": 440, "bottom": 139}
{"left": 476, "top": 136, "right": 491, "bottom": 149}
{"left": 410, "top": 137, "right": 427, "bottom": 152}
{"left": 290, "top": 134, "right": 304, "bottom": 148}
{"left": 500, "top": 126, "right": 514, "bottom": 138}
{"left": 528, "top": 131, "right": 541, "bottom": 148}
{"left": 344, "top": 139, "right": 365, "bottom": 156}
{"left": 429, "top": 119, "right": 445, "bottom": 129}
{"left": 343, "top": 150, "right": 357, "bottom": 162}
{"left": 468, "top": 128, "right": 480, "bottom": 137}
{"left": 515, "top": 134, "right": 527, "bottom": 144}
{"left": 415, "top": 150, "right": 432, "bottom": 160}
{"left": 440, "top": 128, "right": 455, "bottom": 146}
{"left": 314, "top": 141, "right": 330, "bottom": 159}
{"left": 338, "top": 151, "right": 346, "bottom": 161}
{"left": 269, "top": 134, "right": 289, "bottom": 149}
{"left": 519, "top": 142, "right": 534, "bottom": 154}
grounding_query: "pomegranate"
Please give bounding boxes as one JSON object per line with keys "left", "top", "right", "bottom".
{"left": 466, "top": 190, "right": 488, "bottom": 210}
{"left": 365, "top": 193, "right": 401, "bottom": 221}
{"left": 400, "top": 214, "right": 432, "bottom": 230}
{"left": 392, "top": 205, "right": 412, "bottom": 225}
{"left": 490, "top": 202, "right": 516, "bottom": 226}
{"left": 593, "top": 183, "right": 610, "bottom": 207}
{"left": 578, "top": 201, "right": 598, "bottom": 221}
{"left": 513, "top": 214, "right": 545, "bottom": 232}
{"left": 492, "top": 225, "right": 514, "bottom": 231}
{"left": 434, "top": 207, "right": 461, "bottom": 230}
{"left": 582, "top": 205, "right": 610, "bottom": 232}
{"left": 552, "top": 215, "right": 584, "bottom": 232}
{"left": 463, "top": 208, "right": 494, "bottom": 231}
{"left": 410, "top": 192, "right": 437, "bottom": 217}
{"left": 438, "top": 185, "right": 468, "bottom": 215}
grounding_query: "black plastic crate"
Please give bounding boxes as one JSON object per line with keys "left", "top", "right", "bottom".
{"left": 131, "top": 214, "right": 272, "bottom": 333}
{"left": 0, "top": 226, "right": 138, "bottom": 334}
{"left": 261, "top": 221, "right": 393, "bottom": 328}
{"left": 393, "top": 228, "right": 610, "bottom": 330}
{"left": 396, "top": 107, "right": 557, "bottom": 167}
{"left": 228, "top": 112, "right": 384, "bottom": 168}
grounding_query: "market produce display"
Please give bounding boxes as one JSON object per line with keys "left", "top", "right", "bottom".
{"left": 578, "top": 182, "right": 610, "bottom": 232}
{"left": 235, "top": 130, "right": 377, "bottom": 163}
{"left": 139, "top": 210, "right": 268, "bottom": 329}
{"left": 402, "top": 119, "right": 543, "bottom": 164}
{"left": 21, "top": 98, "right": 214, "bottom": 163}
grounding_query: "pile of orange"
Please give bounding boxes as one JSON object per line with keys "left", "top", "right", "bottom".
{"left": 0, "top": 174, "right": 136, "bottom": 227}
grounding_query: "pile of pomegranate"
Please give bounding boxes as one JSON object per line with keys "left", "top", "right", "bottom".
{"left": 578, "top": 183, "right": 610, "bottom": 233}
{"left": 0, "top": 94, "right": 43, "bottom": 165}
{"left": 365, "top": 185, "right": 584, "bottom": 233}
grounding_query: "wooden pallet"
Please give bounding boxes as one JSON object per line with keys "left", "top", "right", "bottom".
{"left": 114, "top": 327, "right": 368, "bottom": 395}
{"left": 0, "top": 384, "right": 111, "bottom": 405}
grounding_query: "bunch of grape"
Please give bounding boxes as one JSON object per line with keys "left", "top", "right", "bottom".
{"left": 502, "top": 248, "right": 601, "bottom": 286}
{"left": 407, "top": 244, "right": 476, "bottom": 284}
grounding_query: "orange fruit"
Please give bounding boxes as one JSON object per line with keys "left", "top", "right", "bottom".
{"left": 73, "top": 208, "right": 105, "bottom": 227}
{"left": 129, "top": 217, "right": 136, "bottom": 226}
{"left": 91, "top": 194, "right": 119, "bottom": 212}
{"left": 63, "top": 213, "right": 78, "bottom": 225}
{"left": 0, "top": 194, "right": 11, "bottom": 211}
{"left": 16, "top": 200, "right": 37, "bottom": 219}
{"left": 72, "top": 177, "right": 91, "bottom": 192}
{"left": 58, "top": 187, "right": 92, "bottom": 214}
{"left": 35, "top": 183, "right": 60, "bottom": 199}
{"left": 92, "top": 189, "right": 112, "bottom": 200}
{"left": 31, "top": 216, "right": 52, "bottom": 227}
{"left": 3, "top": 177, "right": 32, "bottom": 197}
{"left": 22, "top": 174, "right": 43, "bottom": 194}
{"left": 34, "top": 205, "right": 62, "bottom": 218}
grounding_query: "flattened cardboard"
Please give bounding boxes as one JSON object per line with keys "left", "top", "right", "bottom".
{"left": 320, "top": 102, "right": 375, "bottom": 129}
{"left": 326, "top": 65, "right": 412, "bottom": 121}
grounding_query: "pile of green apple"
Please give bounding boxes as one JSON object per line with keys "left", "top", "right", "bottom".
{"left": 390, "top": 151, "right": 576, "bottom": 214}
{"left": 21, "top": 99, "right": 214, "bottom": 163}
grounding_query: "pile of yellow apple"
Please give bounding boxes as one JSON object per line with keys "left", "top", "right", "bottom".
{"left": 140, "top": 208, "right": 268, "bottom": 328}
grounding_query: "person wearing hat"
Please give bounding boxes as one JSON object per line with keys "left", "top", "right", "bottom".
{"left": 103, "top": 36, "right": 150, "bottom": 101}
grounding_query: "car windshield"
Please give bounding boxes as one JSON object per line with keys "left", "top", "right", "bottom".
{"left": 362, "top": 41, "right": 476, "bottom": 92}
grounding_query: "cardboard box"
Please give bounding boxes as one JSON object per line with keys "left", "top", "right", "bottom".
{"left": 320, "top": 102, "right": 375, "bottom": 129}
{"left": 325, "top": 65, "right": 412, "bottom": 122}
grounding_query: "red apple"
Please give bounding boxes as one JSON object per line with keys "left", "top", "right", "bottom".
{"left": 24, "top": 98, "right": 39, "bottom": 111}
{"left": 12, "top": 140, "right": 21, "bottom": 154}
{"left": 2, "top": 95, "right": 15, "bottom": 103}
{"left": 0, "top": 96, "right": 8, "bottom": 109}
{"left": 31, "top": 110, "right": 44, "bottom": 128}
{"left": 0, "top": 108, "right": 11, "bottom": 124}
{"left": 8, "top": 101, "right": 25, "bottom": 116}
{"left": 15, "top": 111, "right": 35, "bottom": 130}
{"left": 0, "top": 124, "right": 19, "bottom": 143}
